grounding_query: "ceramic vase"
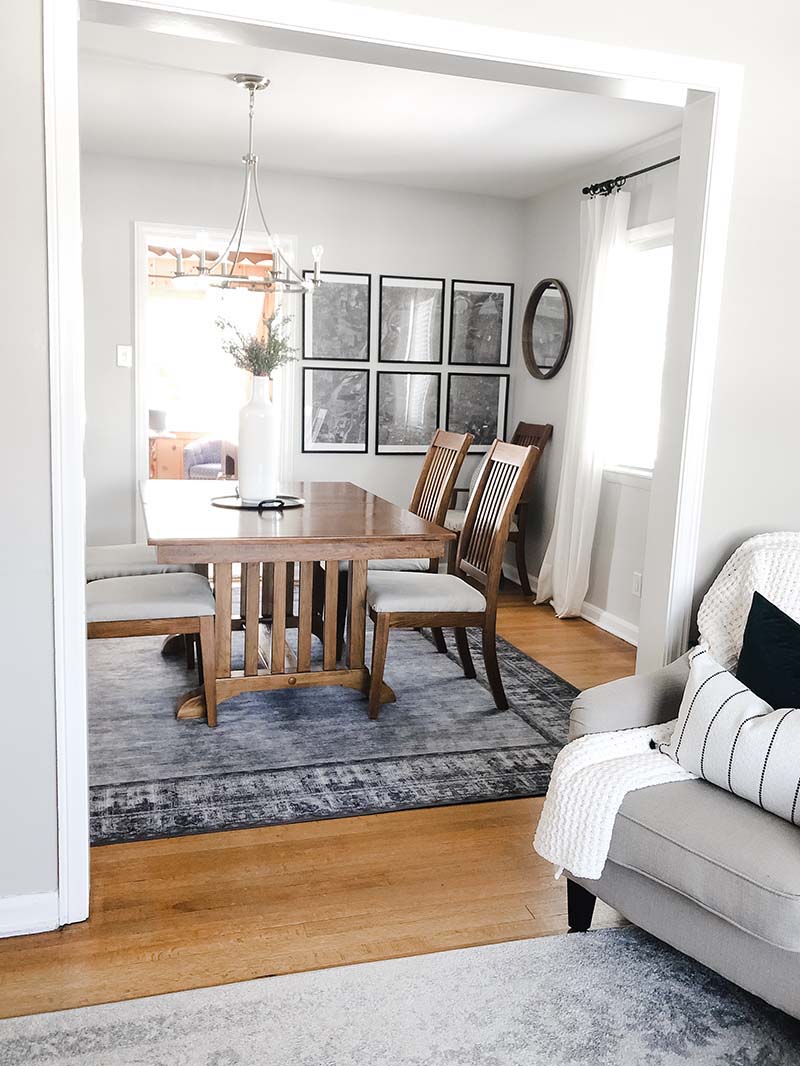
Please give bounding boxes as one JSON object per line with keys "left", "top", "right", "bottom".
{"left": 238, "top": 374, "right": 278, "bottom": 504}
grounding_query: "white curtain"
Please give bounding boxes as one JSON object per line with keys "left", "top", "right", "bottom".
{"left": 536, "top": 191, "right": 630, "bottom": 617}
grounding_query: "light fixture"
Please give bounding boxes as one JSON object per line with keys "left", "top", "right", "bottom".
{"left": 172, "top": 74, "right": 323, "bottom": 295}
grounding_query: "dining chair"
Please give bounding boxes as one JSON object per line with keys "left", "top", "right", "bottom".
{"left": 445, "top": 421, "right": 552, "bottom": 596}
{"left": 365, "top": 439, "right": 537, "bottom": 719}
{"left": 86, "top": 543, "right": 203, "bottom": 667}
{"left": 317, "top": 428, "right": 473, "bottom": 656}
{"left": 86, "top": 571, "right": 218, "bottom": 726}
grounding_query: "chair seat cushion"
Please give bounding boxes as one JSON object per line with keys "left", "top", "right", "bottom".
{"left": 607, "top": 778, "right": 800, "bottom": 951}
{"left": 86, "top": 544, "right": 196, "bottom": 582}
{"left": 86, "top": 573, "right": 215, "bottom": 623}
{"left": 444, "top": 509, "right": 517, "bottom": 534}
{"left": 321, "top": 558, "right": 432, "bottom": 573}
{"left": 366, "top": 572, "right": 486, "bottom": 615}
{"left": 188, "top": 462, "right": 222, "bottom": 479}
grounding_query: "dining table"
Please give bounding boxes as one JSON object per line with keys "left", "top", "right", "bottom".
{"left": 140, "top": 478, "right": 456, "bottom": 725}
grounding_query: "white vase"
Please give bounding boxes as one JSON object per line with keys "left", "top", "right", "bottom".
{"left": 238, "top": 375, "right": 278, "bottom": 504}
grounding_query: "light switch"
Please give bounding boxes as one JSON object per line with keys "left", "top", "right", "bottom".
{"left": 116, "top": 344, "right": 133, "bottom": 368}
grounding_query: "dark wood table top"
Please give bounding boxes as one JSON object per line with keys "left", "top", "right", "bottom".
{"left": 141, "top": 479, "right": 455, "bottom": 563}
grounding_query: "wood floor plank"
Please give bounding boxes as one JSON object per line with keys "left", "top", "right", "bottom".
{"left": 0, "top": 593, "right": 631, "bottom": 1019}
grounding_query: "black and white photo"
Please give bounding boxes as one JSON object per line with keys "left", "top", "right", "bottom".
{"left": 303, "top": 271, "right": 370, "bottom": 361}
{"left": 376, "top": 371, "right": 440, "bottom": 454}
{"left": 449, "top": 280, "right": 513, "bottom": 366}
{"left": 379, "top": 275, "right": 444, "bottom": 364}
{"left": 445, "top": 372, "right": 508, "bottom": 450}
{"left": 302, "top": 367, "right": 369, "bottom": 452}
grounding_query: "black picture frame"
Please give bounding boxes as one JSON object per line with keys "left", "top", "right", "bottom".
{"left": 378, "top": 274, "right": 445, "bottom": 365}
{"left": 445, "top": 372, "right": 509, "bottom": 452}
{"left": 448, "top": 279, "right": 514, "bottom": 367}
{"left": 375, "top": 371, "right": 441, "bottom": 455}
{"left": 302, "top": 270, "right": 371, "bottom": 361}
{"left": 302, "top": 366, "right": 370, "bottom": 453}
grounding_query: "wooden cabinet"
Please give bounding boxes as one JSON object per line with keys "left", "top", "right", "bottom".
{"left": 150, "top": 436, "right": 184, "bottom": 479}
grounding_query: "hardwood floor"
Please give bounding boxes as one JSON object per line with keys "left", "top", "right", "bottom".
{"left": 0, "top": 594, "right": 634, "bottom": 1020}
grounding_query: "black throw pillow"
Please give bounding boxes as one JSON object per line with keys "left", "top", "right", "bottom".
{"left": 736, "top": 591, "right": 800, "bottom": 709}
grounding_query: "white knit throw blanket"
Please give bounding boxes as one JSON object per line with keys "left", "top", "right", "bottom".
{"left": 533, "top": 720, "right": 695, "bottom": 880}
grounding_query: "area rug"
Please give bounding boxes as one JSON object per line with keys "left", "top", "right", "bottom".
{"left": 2, "top": 927, "right": 798, "bottom": 1064}
{"left": 88, "top": 627, "right": 577, "bottom": 844}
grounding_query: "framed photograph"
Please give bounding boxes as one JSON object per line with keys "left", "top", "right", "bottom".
{"left": 376, "top": 371, "right": 441, "bottom": 454}
{"left": 449, "top": 279, "right": 514, "bottom": 366}
{"left": 302, "top": 270, "right": 370, "bottom": 361}
{"left": 379, "top": 275, "right": 444, "bottom": 364}
{"left": 302, "top": 367, "right": 369, "bottom": 453}
{"left": 445, "top": 372, "right": 509, "bottom": 452}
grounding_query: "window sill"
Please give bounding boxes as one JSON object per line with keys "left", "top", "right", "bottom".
{"left": 603, "top": 466, "right": 653, "bottom": 490}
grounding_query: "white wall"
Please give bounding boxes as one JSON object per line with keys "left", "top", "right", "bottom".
{"left": 81, "top": 153, "right": 523, "bottom": 544}
{"left": 0, "top": 2, "right": 59, "bottom": 901}
{"left": 509, "top": 136, "right": 680, "bottom": 639}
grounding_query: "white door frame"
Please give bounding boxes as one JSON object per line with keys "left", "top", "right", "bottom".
{"left": 45, "top": 0, "right": 742, "bottom": 925}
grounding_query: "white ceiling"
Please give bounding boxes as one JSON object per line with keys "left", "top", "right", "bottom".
{"left": 78, "top": 23, "right": 682, "bottom": 200}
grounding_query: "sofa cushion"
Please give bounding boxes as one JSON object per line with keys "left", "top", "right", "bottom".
{"left": 608, "top": 778, "right": 800, "bottom": 951}
{"left": 661, "top": 647, "right": 800, "bottom": 825}
{"left": 86, "top": 543, "right": 195, "bottom": 582}
{"left": 737, "top": 591, "right": 800, "bottom": 710}
{"left": 86, "top": 572, "right": 215, "bottom": 623}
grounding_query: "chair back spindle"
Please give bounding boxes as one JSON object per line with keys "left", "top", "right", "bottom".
{"left": 457, "top": 440, "right": 538, "bottom": 590}
{"left": 409, "top": 429, "right": 473, "bottom": 527}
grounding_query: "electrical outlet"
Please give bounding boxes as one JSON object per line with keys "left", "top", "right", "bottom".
{"left": 632, "top": 571, "right": 643, "bottom": 598}
{"left": 116, "top": 344, "right": 133, "bottom": 368}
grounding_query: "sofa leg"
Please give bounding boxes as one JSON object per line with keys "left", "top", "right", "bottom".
{"left": 567, "top": 879, "right": 596, "bottom": 932}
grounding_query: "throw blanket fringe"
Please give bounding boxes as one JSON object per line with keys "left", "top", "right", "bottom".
{"left": 533, "top": 720, "right": 695, "bottom": 880}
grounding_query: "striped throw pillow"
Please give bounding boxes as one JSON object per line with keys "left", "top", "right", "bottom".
{"left": 661, "top": 647, "right": 800, "bottom": 825}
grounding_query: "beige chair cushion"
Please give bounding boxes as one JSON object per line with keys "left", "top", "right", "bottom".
{"left": 367, "top": 572, "right": 486, "bottom": 615}
{"left": 86, "top": 573, "right": 215, "bottom": 623}
{"left": 322, "top": 558, "right": 432, "bottom": 573}
{"left": 608, "top": 778, "right": 800, "bottom": 951}
{"left": 86, "top": 543, "right": 195, "bottom": 582}
{"left": 445, "top": 509, "right": 517, "bottom": 534}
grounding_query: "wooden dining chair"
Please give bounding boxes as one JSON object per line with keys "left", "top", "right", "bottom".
{"left": 446, "top": 421, "right": 552, "bottom": 596}
{"left": 365, "top": 439, "right": 538, "bottom": 719}
{"left": 319, "top": 428, "right": 473, "bottom": 656}
{"left": 86, "top": 572, "right": 218, "bottom": 726}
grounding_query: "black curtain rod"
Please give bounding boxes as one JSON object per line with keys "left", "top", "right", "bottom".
{"left": 582, "top": 155, "right": 680, "bottom": 198}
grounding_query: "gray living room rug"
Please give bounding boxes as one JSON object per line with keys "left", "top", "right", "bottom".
{"left": 2, "top": 927, "right": 798, "bottom": 1064}
{"left": 88, "top": 626, "right": 576, "bottom": 844}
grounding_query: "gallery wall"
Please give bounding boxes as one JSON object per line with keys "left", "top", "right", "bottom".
{"left": 81, "top": 153, "right": 523, "bottom": 545}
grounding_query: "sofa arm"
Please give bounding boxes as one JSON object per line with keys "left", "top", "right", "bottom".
{"left": 568, "top": 652, "right": 691, "bottom": 741}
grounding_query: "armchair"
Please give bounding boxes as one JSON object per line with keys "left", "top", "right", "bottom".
{"left": 183, "top": 438, "right": 238, "bottom": 480}
{"left": 565, "top": 533, "right": 800, "bottom": 1021}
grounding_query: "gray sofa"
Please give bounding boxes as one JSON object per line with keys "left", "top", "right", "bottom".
{"left": 566, "top": 655, "right": 800, "bottom": 1021}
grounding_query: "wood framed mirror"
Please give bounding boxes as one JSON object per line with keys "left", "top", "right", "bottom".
{"left": 522, "top": 279, "right": 573, "bottom": 379}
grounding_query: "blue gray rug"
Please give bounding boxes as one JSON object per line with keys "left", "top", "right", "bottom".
{"left": 2, "top": 927, "right": 798, "bottom": 1063}
{"left": 88, "top": 626, "right": 576, "bottom": 844}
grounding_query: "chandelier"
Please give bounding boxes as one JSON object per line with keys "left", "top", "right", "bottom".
{"left": 173, "top": 74, "right": 322, "bottom": 295}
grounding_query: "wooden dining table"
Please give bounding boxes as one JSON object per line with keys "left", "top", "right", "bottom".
{"left": 141, "top": 479, "right": 455, "bottom": 724}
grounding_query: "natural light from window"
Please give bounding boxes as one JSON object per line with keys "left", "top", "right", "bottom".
{"left": 603, "top": 233, "right": 673, "bottom": 473}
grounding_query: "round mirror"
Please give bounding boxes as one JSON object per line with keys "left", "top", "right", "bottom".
{"left": 522, "top": 279, "right": 573, "bottom": 380}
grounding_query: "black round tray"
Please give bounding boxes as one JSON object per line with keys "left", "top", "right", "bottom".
{"left": 211, "top": 494, "right": 305, "bottom": 513}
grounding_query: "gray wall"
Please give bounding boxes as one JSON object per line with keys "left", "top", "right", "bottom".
{"left": 509, "top": 138, "right": 679, "bottom": 636}
{"left": 81, "top": 154, "right": 524, "bottom": 544}
{"left": 0, "top": 1, "right": 59, "bottom": 898}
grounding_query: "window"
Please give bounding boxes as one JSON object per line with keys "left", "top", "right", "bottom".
{"left": 602, "top": 222, "right": 673, "bottom": 473}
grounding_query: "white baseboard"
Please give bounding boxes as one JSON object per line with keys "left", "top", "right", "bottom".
{"left": 0, "top": 891, "right": 60, "bottom": 939}
{"left": 578, "top": 601, "right": 639, "bottom": 647}
{"left": 501, "top": 563, "right": 638, "bottom": 647}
